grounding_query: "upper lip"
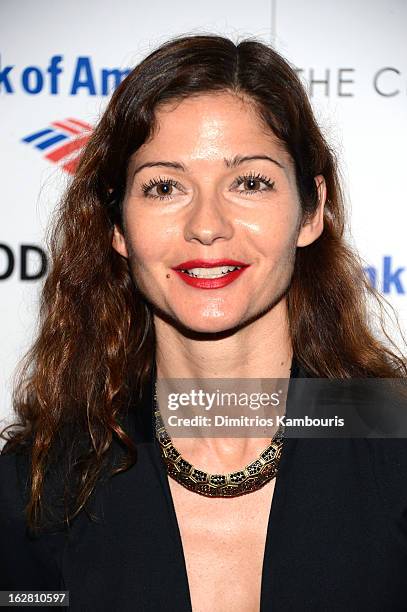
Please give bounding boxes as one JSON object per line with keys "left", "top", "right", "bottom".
{"left": 172, "top": 259, "right": 249, "bottom": 270}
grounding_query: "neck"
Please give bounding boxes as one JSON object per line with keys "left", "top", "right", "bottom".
{"left": 154, "top": 298, "right": 293, "bottom": 380}
{"left": 153, "top": 299, "right": 293, "bottom": 470}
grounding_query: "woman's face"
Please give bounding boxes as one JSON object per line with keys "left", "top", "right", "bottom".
{"left": 113, "top": 91, "right": 325, "bottom": 333}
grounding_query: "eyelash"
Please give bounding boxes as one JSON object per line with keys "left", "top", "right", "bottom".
{"left": 141, "top": 176, "right": 182, "bottom": 200}
{"left": 235, "top": 172, "right": 275, "bottom": 194}
{"left": 140, "top": 172, "right": 275, "bottom": 200}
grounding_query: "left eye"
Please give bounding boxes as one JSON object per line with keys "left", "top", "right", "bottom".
{"left": 238, "top": 178, "right": 263, "bottom": 191}
{"left": 233, "top": 173, "right": 275, "bottom": 194}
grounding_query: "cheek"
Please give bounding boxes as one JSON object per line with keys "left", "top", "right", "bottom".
{"left": 124, "top": 212, "right": 178, "bottom": 266}
{"left": 250, "top": 209, "right": 300, "bottom": 258}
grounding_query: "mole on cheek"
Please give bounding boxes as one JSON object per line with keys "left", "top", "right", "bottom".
{"left": 166, "top": 273, "right": 170, "bottom": 279}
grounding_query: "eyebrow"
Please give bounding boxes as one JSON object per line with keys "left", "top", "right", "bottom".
{"left": 132, "top": 154, "right": 285, "bottom": 179}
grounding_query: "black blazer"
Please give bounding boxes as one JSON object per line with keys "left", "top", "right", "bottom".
{"left": 1, "top": 360, "right": 407, "bottom": 611}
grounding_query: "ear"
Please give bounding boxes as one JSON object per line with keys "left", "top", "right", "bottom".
{"left": 112, "top": 224, "right": 129, "bottom": 258}
{"left": 296, "top": 175, "right": 327, "bottom": 248}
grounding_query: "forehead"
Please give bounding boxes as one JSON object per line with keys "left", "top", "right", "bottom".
{"left": 132, "top": 91, "right": 290, "bottom": 166}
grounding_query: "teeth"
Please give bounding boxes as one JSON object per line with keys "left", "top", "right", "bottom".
{"left": 182, "top": 266, "right": 241, "bottom": 278}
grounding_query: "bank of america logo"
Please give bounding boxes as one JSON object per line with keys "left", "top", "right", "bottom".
{"left": 22, "top": 118, "right": 92, "bottom": 174}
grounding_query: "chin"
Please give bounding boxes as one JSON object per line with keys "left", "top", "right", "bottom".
{"left": 153, "top": 303, "right": 255, "bottom": 336}
{"left": 188, "top": 320, "right": 234, "bottom": 332}
{"left": 174, "top": 311, "right": 250, "bottom": 337}
{"left": 183, "top": 324, "right": 243, "bottom": 338}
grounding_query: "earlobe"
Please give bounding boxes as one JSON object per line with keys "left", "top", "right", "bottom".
{"left": 296, "top": 175, "right": 327, "bottom": 248}
{"left": 112, "top": 225, "right": 129, "bottom": 258}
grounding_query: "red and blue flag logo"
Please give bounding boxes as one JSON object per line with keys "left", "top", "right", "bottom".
{"left": 22, "top": 118, "right": 92, "bottom": 174}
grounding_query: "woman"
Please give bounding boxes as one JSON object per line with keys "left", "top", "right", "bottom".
{"left": 1, "top": 34, "right": 407, "bottom": 611}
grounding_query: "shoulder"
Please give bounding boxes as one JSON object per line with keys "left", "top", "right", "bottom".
{"left": 0, "top": 445, "right": 67, "bottom": 589}
{"left": 367, "top": 438, "right": 407, "bottom": 519}
{"left": 0, "top": 445, "right": 29, "bottom": 521}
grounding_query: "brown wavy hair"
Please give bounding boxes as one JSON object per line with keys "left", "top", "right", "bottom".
{"left": 1, "top": 33, "right": 406, "bottom": 534}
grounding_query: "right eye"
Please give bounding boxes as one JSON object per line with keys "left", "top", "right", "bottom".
{"left": 141, "top": 177, "right": 183, "bottom": 200}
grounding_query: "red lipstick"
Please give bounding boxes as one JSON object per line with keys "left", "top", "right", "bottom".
{"left": 171, "top": 259, "right": 250, "bottom": 290}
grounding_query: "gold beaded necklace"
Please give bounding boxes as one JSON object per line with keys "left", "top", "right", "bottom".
{"left": 154, "top": 386, "right": 285, "bottom": 498}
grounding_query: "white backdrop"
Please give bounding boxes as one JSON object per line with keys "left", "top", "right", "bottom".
{"left": 1, "top": 0, "right": 406, "bottom": 426}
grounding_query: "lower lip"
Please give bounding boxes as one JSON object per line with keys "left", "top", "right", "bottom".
{"left": 172, "top": 267, "right": 249, "bottom": 289}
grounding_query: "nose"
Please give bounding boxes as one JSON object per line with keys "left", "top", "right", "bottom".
{"left": 183, "top": 194, "right": 234, "bottom": 245}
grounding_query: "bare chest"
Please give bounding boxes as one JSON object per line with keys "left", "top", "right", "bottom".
{"left": 168, "top": 477, "right": 276, "bottom": 612}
